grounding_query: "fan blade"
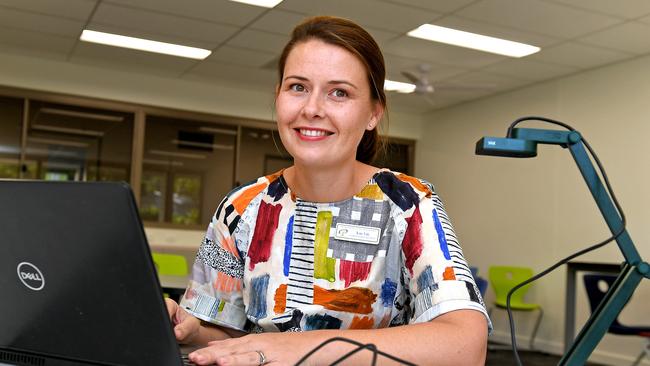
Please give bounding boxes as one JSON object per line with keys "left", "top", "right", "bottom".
{"left": 400, "top": 71, "right": 421, "bottom": 84}
{"left": 434, "top": 83, "right": 497, "bottom": 91}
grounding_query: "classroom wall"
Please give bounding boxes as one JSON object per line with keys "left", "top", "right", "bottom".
{"left": 416, "top": 53, "right": 650, "bottom": 365}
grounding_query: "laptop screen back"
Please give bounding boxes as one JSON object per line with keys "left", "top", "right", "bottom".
{"left": 0, "top": 181, "right": 183, "bottom": 366}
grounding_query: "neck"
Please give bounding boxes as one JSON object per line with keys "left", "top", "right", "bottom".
{"left": 285, "top": 160, "right": 377, "bottom": 202}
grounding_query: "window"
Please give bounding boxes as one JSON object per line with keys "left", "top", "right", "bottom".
{"left": 24, "top": 101, "right": 134, "bottom": 182}
{"left": 142, "top": 115, "right": 237, "bottom": 227}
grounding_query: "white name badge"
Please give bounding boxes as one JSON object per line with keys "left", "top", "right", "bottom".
{"left": 334, "top": 223, "right": 381, "bottom": 245}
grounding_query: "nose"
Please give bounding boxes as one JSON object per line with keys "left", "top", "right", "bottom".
{"left": 302, "top": 91, "right": 325, "bottom": 119}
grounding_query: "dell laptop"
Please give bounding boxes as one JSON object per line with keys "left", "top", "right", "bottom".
{"left": 0, "top": 180, "right": 191, "bottom": 365}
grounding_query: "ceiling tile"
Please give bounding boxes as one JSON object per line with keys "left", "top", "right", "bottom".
{"left": 70, "top": 42, "right": 197, "bottom": 77}
{"left": 528, "top": 42, "right": 634, "bottom": 68}
{"left": 578, "top": 21, "right": 650, "bottom": 55}
{"left": 438, "top": 70, "right": 530, "bottom": 92}
{"left": 103, "top": 0, "right": 267, "bottom": 26}
{"left": 435, "top": 15, "right": 561, "bottom": 48}
{"left": 0, "top": 26, "right": 76, "bottom": 61}
{"left": 384, "top": 54, "right": 468, "bottom": 83}
{"left": 386, "top": 92, "right": 438, "bottom": 113}
{"left": 383, "top": 36, "right": 507, "bottom": 69}
{"left": 457, "top": 0, "right": 622, "bottom": 39}
{"left": 277, "top": 0, "right": 442, "bottom": 33}
{"left": 185, "top": 61, "right": 278, "bottom": 91}
{"left": 248, "top": 9, "right": 307, "bottom": 36}
{"left": 543, "top": 0, "right": 650, "bottom": 19}
{"left": 483, "top": 58, "right": 579, "bottom": 81}
{"left": 205, "top": 46, "right": 277, "bottom": 68}
{"left": 91, "top": 3, "right": 239, "bottom": 48}
{"left": 0, "top": 6, "right": 85, "bottom": 37}
{"left": 380, "top": 0, "right": 476, "bottom": 14}
{"left": 0, "top": 0, "right": 96, "bottom": 20}
{"left": 226, "top": 29, "right": 289, "bottom": 53}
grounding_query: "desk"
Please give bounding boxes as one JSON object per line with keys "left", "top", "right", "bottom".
{"left": 564, "top": 261, "right": 621, "bottom": 353}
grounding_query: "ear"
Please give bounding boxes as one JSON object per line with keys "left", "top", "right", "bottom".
{"left": 366, "top": 101, "right": 385, "bottom": 131}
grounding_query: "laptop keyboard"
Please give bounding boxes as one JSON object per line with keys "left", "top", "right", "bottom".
{"left": 181, "top": 353, "right": 196, "bottom": 366}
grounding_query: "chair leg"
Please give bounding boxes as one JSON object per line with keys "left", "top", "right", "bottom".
{"left": 529, "top": 307, "right": 544, "bottom": 351}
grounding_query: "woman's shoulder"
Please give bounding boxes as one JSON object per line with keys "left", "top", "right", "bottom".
{"left": 373, "top": 169, "right": 435, "bottom": 210}
{"left": 214, "top": 171, "right": 286, "bottom": 222}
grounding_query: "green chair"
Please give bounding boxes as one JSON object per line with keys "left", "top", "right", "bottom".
{"left": 152, "top": 252, "right": 189, "bottom": 302}
{"left": 488, "top": 265, "right": 544, "bottom": 350}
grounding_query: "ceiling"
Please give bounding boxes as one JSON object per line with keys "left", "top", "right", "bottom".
{"left": 1, "top": 0, "right": 650, "bottom": 113}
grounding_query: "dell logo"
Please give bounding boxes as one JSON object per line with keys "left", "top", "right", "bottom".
{"left": 17, "top": 262, "right": 45, "bottom": 291}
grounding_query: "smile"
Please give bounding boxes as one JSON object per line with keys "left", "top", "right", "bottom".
{"left": 299, "top": 128, "right": 331, "bottom": 137}
{"left": 294, "top": 128, "right": 333, "bottom": 140}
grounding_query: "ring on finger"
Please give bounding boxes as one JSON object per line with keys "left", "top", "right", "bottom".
{"left": 255, "top": 350, "right": 267, "bottom": 365}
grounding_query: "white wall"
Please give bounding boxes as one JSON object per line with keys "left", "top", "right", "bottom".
{"left": 416, "top": 54, "right": 650, "bottom": 365}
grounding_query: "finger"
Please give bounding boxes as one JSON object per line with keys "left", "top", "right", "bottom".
{"left": 214, "top": 351, "right": 266, "bottom": 366}
{"left": 188, "top": 345, "right": 237, "bottom": 365}
{"left": 174, "top": 315, "right": 199, "bottom": 342}
{"left": 164, "top": 298, "right": 178, "bottom": 321}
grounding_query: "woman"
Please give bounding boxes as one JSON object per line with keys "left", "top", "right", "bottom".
{"left": 166, "top": 16, "right": 490, "bottom": 366}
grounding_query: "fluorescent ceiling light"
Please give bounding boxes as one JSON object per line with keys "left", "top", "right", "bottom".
{"left": 228, "top": 0, "right": 283, "bottom": 8}
{"left": 407, "top": 24, "right": 540, "bottom": 58}
{"left": 40, "top": 107, "right": 124, "bottom": 122}
{"left": 384, "top": 79, "right": 416, "bottom": 93}
{"left": 171, "top": 139, "right": 234, "bottom": 150}
{"left": 198, "top": 126, "right": 238, "bottom": 136}
{"left": 80, "top": 30, "right": 212, "bottom": 60}
{"left": 149, "top": 149, "right": 206, "bottom": 159}
{"left": 27, "top": 137, "right": 89, "bottom": 148}
{"left": 31, "top": 124, "right": 105, "bottom": 137}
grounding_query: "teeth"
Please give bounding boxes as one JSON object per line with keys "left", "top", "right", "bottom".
{"left": 300, "top": 129, "right": 328, "bottom": 137}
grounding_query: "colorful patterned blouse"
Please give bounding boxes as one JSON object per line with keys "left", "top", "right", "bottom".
{"left": 180, "top": 169, "right": 490, "bottom": 333}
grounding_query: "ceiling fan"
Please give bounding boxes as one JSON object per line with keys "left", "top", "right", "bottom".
{"left": 394, "top": 64, "right": 497, "bottom": 106}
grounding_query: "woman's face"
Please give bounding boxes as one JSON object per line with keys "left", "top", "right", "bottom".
{"left": 275, "top": 39, "right": 383, "bottom": 169}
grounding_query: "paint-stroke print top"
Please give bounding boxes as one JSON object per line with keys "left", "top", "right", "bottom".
{"left": 180, "top": 169, "right": 491, "bottom": 333}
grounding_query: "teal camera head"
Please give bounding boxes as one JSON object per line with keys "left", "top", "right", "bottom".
{"left": 475, "top": 136, "right": 537, "bottom": 158}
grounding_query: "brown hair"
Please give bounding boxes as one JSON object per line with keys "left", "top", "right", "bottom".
{"left": 277, "top": 16, "right": 387, "bottom": 164}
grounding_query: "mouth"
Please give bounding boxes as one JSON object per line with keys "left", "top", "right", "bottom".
{"left": 295, "top": 128, "right": 334, "bottom": 139}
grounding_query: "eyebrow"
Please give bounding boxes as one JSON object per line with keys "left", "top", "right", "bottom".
{"left": 284, "top": 75, "right": 358, "bottom": 89}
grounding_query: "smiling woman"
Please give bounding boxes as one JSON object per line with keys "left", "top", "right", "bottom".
{"left": 165, "top": 16, "right": 491, "bottom": 366}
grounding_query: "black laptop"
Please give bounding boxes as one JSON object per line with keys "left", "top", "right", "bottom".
{"left": 0, "top": 180, "right": 190, "bottom": 366}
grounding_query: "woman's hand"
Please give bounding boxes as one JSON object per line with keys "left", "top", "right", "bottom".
{"left": 187, "top": 331, "right": 315, "bottom": 366}
{"left": 165, "top": 298, "right": 201, "bottom": 344}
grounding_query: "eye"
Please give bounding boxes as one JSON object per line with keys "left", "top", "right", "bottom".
{"left": 331, "top": 89, "right": 348, "bottom": 98}
{"left": 289, "top": 83, "right": 305, "bottom": 92}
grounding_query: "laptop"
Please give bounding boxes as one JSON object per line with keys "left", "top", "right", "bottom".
{"left": 0, "top": 180, "right": 191, "bottom": 366}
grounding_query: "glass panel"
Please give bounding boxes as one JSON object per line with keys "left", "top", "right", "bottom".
{"left": 140, "top": 170, "right": 167, "bottom": 222}
{"left": 0, "top": 96, "right": 24, "bottom": 179}
{"left": 238, "top": 126, "right": 291, "bottom": 184}
{"left": 172, "top": 173, "right": 202, "bottom": 225}
{"left": 143, "top": 115, "right": 236, "bottom": 226}
{"left": 24, "top": 101, "right": 134, "bottom": 182}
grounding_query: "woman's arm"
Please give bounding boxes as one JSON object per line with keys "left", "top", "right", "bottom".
{"left": 188, "top": 309, "right": 488, "bottom": 365}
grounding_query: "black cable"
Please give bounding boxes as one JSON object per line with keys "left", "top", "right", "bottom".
{"left": 500, "top": 117, "right": 627, "bottom": 366}
{"left": 330, "top": 343, "right": 378, "bottom": 366}
{"left": 294, "top": 336, "right": 416, "bottom": 366}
